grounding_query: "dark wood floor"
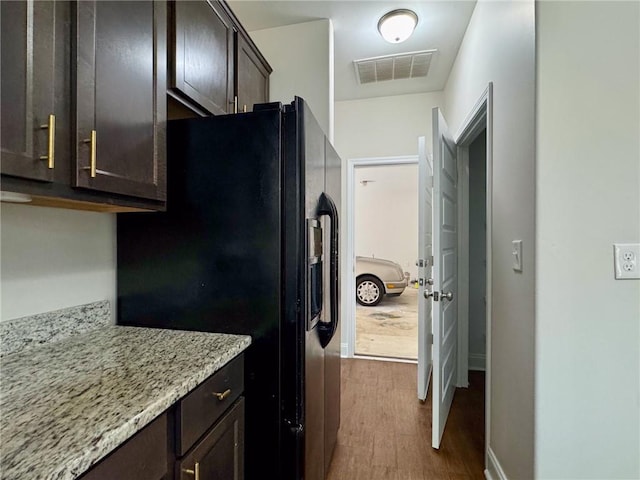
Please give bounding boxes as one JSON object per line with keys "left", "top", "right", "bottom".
{"left": 327, "top": 359, "right": 485, "bottom": 480}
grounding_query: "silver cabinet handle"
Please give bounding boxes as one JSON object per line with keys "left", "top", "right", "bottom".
{"left": 424, "top": 290, "right": 434, "bottom": 299}
{"left": 441, "top": 291, "right": 454, "bottom": 301}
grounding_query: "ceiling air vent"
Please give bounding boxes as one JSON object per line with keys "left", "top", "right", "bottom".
{"left": 354, "top": 49, "right": 436, "bottom": 84}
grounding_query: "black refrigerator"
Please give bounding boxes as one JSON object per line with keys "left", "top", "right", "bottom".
{"left": 117, "top": 97, "right": 341, "bottom": 480}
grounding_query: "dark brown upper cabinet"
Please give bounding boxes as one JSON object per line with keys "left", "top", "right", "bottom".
{"left": 236, "top": 31, "right": 270, "bottom": 113}
{"left": 170, "top": 0, "right": 235, "bottom": 115}
{"left": 1, "top": 1, "right": 57, "bottom": 182}
{"left": 74, "top": 1, "right": 167, "bottom": 202}
{"left": 169, "top": 0, "right": 271, "bottom": 116}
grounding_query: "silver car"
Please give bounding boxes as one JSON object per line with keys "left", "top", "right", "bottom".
{"left": 355, "top": 256, "right": 408, "bottom": 306}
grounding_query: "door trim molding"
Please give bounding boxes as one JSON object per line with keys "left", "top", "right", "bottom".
{"left": 344, "top": 155, "right": 418, "bottom": 359}
{"left": 453, "top": 82, "right": 494, "bottom": 470}
{"left": 485, "top": 447, "right": 508, "bottom": 480}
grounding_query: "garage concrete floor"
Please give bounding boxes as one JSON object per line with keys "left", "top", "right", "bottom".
{"left": 355, "top": 285, "right": 419, "bottom": 360}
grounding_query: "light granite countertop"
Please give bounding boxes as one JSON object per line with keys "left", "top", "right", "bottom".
{"left": 0, "top": 326, "right": 251, "bottom": 480}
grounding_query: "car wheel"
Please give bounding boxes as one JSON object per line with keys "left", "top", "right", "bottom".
{"left": 356, "top": 275, "right": 384, "bottom": 306}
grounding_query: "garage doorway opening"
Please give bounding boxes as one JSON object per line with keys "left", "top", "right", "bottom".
{"left": 346, "top": 156, "right": 419, "bottom": 361}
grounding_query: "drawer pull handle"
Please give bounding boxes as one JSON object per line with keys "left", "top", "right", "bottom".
{"left": 83, "top": 130, "right": 97, "bottom": 178}
{"left": 213, "top": 388, "right": 231, "bottom": 401}
{"left": 183, "top": 462, "right": 200, "bottom": 480}
{"left": 39, "top": 114, "right": 55, "bottom": 169}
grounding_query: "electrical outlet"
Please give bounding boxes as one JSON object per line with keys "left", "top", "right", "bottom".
{"left": 614, "top": 243, "right": 640, "bottom": 279}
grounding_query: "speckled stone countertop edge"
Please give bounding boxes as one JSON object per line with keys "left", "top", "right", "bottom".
{"left": 0, "top": 327, "right": 252, "bottom": 480}
{"left": 62, "top": 335, "right": 252, "bottom": 480}
{"left": 0, "top": 300, "right": 111, "bottom": 357}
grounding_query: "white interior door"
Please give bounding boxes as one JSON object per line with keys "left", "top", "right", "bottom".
{"left": 431, "top": 107, "right": 458, "bottom": 449}
{"left": 417, "top": 136, "right": 433, "bottom": 401}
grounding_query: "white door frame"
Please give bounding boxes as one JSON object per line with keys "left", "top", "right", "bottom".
{"left": 344, "top": 155, "right": 419, "bottom": 358}
{"left": 453, "top": 83, "right": 493, "bottom": 468}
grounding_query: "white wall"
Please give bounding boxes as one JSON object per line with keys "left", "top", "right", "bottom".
{"left": 335, "top": 92, "right": 444, "bottom": 357}
{"left": 443, "top": 1, "right": 536, "bottom": 478}
{"left": 355, "top": 164, "right": 418, "bottom": 280}
{"left": 535, "top": 2, "right": 640, "bottom": 478}
{"left": 1, "top": 204, "right": 116, "bottom": 322}
{"left": 250, "top": 20, "right": 334, "bottom": 141}
{"left": 334, "top": 92, "right": 443, "bottom": 161}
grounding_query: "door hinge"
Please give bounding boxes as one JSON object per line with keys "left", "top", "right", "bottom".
{"left": 428, "top": 333, "right": 433, "bottom": 344}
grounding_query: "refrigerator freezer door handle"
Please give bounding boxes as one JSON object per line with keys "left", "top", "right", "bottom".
{"left": 317, "top": 192, "right": 339, "bottom": 348}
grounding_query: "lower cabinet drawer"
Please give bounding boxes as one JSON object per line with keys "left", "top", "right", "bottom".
{"left": 177, "top": 397, "right": 245, "bottom": 480}
{"left": 177, "top": 354, "right": 244, "bottom": 455}
{"left": 80, "top": 413, "right": 168, "bottom": 480}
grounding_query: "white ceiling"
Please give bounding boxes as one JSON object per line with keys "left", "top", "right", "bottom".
{"left": 227, "top": 1, "right": 476, "bottom": 102}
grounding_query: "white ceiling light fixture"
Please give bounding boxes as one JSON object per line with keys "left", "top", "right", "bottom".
{"left": 377, "top": 9, "right": 418, "bottom": 44}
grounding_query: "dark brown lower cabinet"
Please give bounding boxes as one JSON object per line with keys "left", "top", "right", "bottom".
{"left": 80, "top": 413, "right": 169, "bottom": 480}
{"left": 79, "top": 355, "right": 245, "bottom": 480}
{"left": 177, "top": 398, "right": 245, "bottom": 480}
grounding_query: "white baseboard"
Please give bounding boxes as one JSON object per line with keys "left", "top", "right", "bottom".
{"left": 341, "top": 342, "right": 349, "bottom": 358}
{"left": 469, "top": 353, "right": 486, "bottom": 371}
{"left": 485, "top": 447, "right": 508, "bottom": 480}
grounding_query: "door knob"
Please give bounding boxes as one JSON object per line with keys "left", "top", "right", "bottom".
{"left": 424, "top": 290, "right": 434, "bottom": 299}
{"left": 426, "top": 277, "right": 434, "bottom": 285}
{"left": 441, "top": 291, "right": 454, "bottom": 301}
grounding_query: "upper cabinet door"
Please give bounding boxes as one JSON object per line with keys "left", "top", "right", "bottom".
{"left": 1, "top": 1, "right": 56, "bottom": 181}
{"left": 171, "top": 0, "right": 234, "bottom": 115}
{"left": 74, "top": 1, "right": 167, "bottom": 201}
{"left": 236, "top": 32, "right": 271, "bottom": 113}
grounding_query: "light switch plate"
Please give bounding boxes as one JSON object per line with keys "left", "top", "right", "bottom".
{"left": 614, "top": 243, "right": 640, "bottom": 279}
{"left": 512, "top": 240, "right": 523, "bottom": 272}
